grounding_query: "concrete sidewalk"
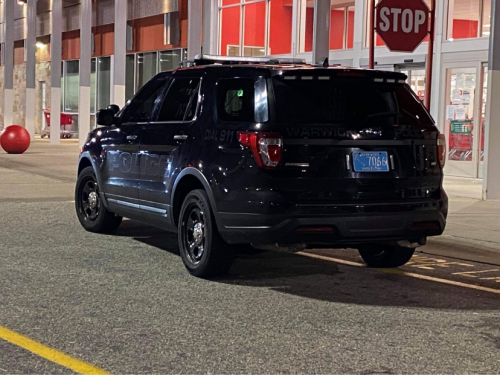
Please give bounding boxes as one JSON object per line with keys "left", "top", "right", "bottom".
{"left": 427, "top": 178, "right": 500, "bottom": 265}
{"left": 1, "top": 139, "right": 500, "bottom": 265}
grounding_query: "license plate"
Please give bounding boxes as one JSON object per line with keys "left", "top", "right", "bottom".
{"left": 352, "top": 151, "right": 389, "bottom": 172}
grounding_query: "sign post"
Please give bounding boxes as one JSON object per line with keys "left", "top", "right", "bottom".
{"left": 424, "top": 0, "right": 436, "bottom": 110}
{"left": 370, "top": 0, "right": 436, "bottom": 109}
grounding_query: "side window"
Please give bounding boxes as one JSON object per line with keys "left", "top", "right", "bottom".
{"left": 157, "top": 78, "right": 201, "bottom": 122}
{"left": 121, "top": 76, "right": 168, "bottom": 123}
{"left": 217, "top": 79, "right": 255, "bottom": 122}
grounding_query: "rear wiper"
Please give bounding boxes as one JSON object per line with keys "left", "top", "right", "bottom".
{"left": 364, "top": 111, "right": 400, "bottom": 119}
{"left": 401, "top": 108, "right": 422, "bottom": 124}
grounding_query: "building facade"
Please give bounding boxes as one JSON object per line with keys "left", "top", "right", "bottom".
{"left": 1, "top": 0, "right": 499, "bottom": 196}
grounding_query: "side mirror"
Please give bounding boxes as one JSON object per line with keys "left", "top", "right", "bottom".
{"left": 107, "top": 104, "right": 120, "bottom": 115}
{"left": 96, "top": 109, "right": 115, "bottom": 126}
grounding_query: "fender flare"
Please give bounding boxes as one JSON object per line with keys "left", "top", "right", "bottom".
{"left": 77, "top": 152, "right": 110, "bottom": 209}
{"left": 171, "top": 167, "right": 219, "bottom": 222}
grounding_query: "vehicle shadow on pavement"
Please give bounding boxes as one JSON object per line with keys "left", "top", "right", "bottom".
{"left": 116, "top": 221, "right": 500, "bottom": 310}
{"left": 114, "top": 220, "right": 180, "bottom": 255}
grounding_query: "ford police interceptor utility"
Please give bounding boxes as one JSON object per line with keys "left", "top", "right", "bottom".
{"left": 75, "top": 55, "right": 448, "bottom": 278}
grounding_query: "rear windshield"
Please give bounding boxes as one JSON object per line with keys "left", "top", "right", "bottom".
{"left": 272, "top": 77, "right": 433, "bottom": 126}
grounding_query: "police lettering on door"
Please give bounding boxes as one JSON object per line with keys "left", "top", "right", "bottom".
{"left": 107, "top": 151, "right": 172, "bottom": 177}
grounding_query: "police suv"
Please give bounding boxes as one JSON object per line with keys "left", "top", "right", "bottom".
{"left": 75, "top": 55, "right": 448, "bottom": 278}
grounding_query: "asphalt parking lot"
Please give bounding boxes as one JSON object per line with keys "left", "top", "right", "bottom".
{"left": 1, "top": 140, "right": 499, "bottom": 374}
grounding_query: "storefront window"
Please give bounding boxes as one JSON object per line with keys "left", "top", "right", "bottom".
{"left": 269, "top": 0, "right": 293, "bottom": 55}
{"left": 329, "top": 5, "right": 355, "bottom": 50}
{"left": 90, "top": 59, "right": 96, "bottom": 113}
{"left": 298, "top": 0, "right": 314, "bottom": 53}
{"left": 97, "top": 57, "right": 111, "bottom": 111}
{"left": 62, "top": 60, "right": 79, "bottom": 112}
{"left": 243, "top": 2, "right": 266, "bottom": 57}
{"left": 125, "top": 54, "right": 135, "bottom": 102}
{"left": 159, "top": 49, "right": 183, "bottom": 72}
{"left": 137, "top": 52, "right": 158, "bottom": 92}
{"left": 220, "top": 4, "right": 241, "bottom": 56}
{"left": 447, "top": 0, "right": 491, "bottom": 40}
{"left": 125, "top": 49, "right": 186, "bottom": 99}
{"left": 90, "top": 57, "right": 111, "bottom": 113}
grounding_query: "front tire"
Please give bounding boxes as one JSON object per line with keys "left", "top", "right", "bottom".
{"left": 75, "top": 166, "right": 122, "bottom": 233}
{"left": 178, "top": 189, "right": 234, "bottom": 278}
{"left": 358, "top": 244, "right": 415, "bottom": 268}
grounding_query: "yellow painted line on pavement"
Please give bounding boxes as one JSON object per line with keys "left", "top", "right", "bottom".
{"left": 297, "top": 252, "right": 500, "bottom": 295}
{"left": 297, "top": 252, "right": 364, "bottom": 267}
{"left": 0, "top": 325, "right": 111, "bottom": 375}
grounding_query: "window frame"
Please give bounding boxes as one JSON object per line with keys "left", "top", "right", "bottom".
{"left": 218, "top": 0, "right": 270, "bottom": 57}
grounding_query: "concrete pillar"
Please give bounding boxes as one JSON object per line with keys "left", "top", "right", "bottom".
{"left": 79, "top": 0, "right": 92, "bottom": 147}
{"left": 187, "top": 0, "right": 202, "bottom": 59}
{"left": 312, "top": 0, "right": 330, "bottom": 65}
{"left": 483, "top": 0, "right": 500, "bottom": 199}
{"left": 202, "top": 0, "right": 216, "bottom": 55}
{"left": 112, "top": 0, "right": 126, "bottom": 108}
{"left": 25, "top": 0, "right": 36, "bottom": 140}
{"left": 50, "top": 0, "right": 62, "bottom": 144}
{"left": 3, "top": 0, "right": 14, "bottom": 129}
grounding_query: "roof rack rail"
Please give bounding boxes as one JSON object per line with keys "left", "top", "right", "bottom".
{"left": 179, "top": 54, "right": 306, "bottom": 68}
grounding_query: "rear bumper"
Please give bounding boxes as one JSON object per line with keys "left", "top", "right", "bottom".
{"left": 217, "top": 197, "right": 447, "bottom": 247}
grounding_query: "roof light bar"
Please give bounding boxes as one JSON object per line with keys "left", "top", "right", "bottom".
{"left": 179, "top": 54, "right": 306, "bottom": 67}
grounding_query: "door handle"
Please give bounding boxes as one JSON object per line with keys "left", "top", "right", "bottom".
{"left": 174, "top": 135, "right": 188, "bottom": 141}
{"left": 126, "top": 135, "right": 138, "bottom": 141}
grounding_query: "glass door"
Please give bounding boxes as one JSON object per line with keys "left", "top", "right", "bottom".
{"left": 397, "top": 64, "right": 426, "bottom": 103}
{"left": 443, "top": 66, "right": 480, "bottom": 177}
{"left": 478, "top": 64, "right": 488, "bottom": 179}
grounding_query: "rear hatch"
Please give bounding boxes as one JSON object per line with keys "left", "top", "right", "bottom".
{"left": 269, "top": 70, "right": 442, "bottom": 203}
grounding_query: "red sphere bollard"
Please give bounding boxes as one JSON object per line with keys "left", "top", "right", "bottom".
{"left": 0, "top": 125, "right": 31, "bottom": 154}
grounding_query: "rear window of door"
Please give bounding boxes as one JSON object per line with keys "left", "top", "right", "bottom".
{"left": 156, "top": 77, "right": 201, "bottom": 122}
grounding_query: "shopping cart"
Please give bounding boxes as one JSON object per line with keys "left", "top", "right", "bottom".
{"left": 41, "top": 109, "right": 74, "bottom": 139}
{"left": 448, "top": 121, "right": 473, "bottom": 161}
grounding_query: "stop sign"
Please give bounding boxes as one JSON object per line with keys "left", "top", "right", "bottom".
{"left": 375, "top": 0, "right": 430, "bottom": 52}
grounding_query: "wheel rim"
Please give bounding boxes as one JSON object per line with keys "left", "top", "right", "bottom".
{"left": 182, "top": 204, "right": 206, "bottom": 265}
{"left": 79, "top": 177, "right": 100, "bottom": 222}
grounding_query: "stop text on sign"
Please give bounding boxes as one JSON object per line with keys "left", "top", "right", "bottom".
{"left": 378, "top": 7, "right": 427, "bottom": 34}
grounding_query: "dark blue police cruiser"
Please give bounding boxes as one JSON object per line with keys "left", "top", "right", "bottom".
{"left": 75, "top": 54, "right": 448, "bottom": 278}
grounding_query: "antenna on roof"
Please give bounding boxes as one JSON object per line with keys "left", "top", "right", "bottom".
{"left": 315, "top": 57, "right": 329, "bottom": 67}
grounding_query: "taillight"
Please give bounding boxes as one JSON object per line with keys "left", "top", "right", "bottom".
{"left": 437, "top": 134, "right": 446, "bottom": 168}
{"left": 238, "top": 131, "right": 282, "bottom": 169}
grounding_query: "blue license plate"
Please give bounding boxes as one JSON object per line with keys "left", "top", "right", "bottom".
{"left": 352, "top": 151, "right": 389, "bottom": 172}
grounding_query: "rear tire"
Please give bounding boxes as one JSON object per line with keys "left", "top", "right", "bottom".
{"left": 75, "top": 166, "right": 122, "bottom": 233}
{"left": 178, "top": 189, "right": 234, "bottom": 278}
{"left": 358, "top": 244, "right": 415, "bottom": 268}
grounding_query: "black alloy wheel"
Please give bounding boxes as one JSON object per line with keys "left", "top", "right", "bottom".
{"left": 75, "top": 166, "right": 122, "bottom": 233}
{"left": 178, "top": 189, "right": 234, "bottom": 278}
{"left": 183, "top": 205, "right": 206, "bottom": 266}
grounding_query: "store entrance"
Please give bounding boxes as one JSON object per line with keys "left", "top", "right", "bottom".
{"left": 443, "top": 64, "right": 487, "bottom": 178}
{"left": 396, "top": 64, "right": 427, "bottom": 103}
